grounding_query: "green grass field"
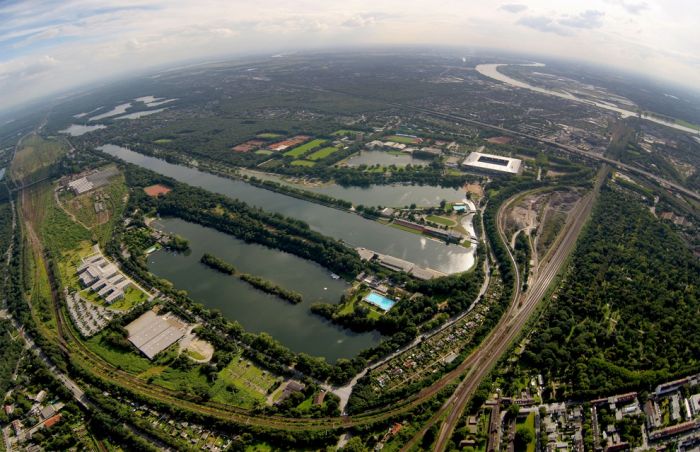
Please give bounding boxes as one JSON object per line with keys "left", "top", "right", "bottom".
{"left": 257, "top": 132, "right": 283, "bottom": 139}
{"left": 283, "top": 139, "right": 326, "bottom": 157}
{"left": 290, "top": 160, "right": 316, "bottom": 167}
{"left": 331, "top": 129, "right": 361, "bottom": 136}
{"left": 384, "top": 135, "right": 418, "bottom": 144}
{"left": 515, "top": 412, "right": 536, "bottom": 452}
{"left": 307, "top": 146, "right": 340, "bottom": 161}
{"left": 153, "top": 139, "right": 173, "bottom": 144}
{"left": 255, "top": 149, "right": 273, "bottom": 156}
{"left": 426, "top": 215, "right": 456, "bottom": 227}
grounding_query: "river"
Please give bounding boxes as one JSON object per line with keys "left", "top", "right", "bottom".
{"left": 148, "top": 218, "right": 379, "bottom": 361}
{"left": 475, "top": 63, "right": 700, "bottom": 134}
{"left": 99, "top": 144, "right": 476, "bottom": 274}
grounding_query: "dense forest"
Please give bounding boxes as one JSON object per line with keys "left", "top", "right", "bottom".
{"left": 0, "top": 320, "right": 23, "bottom": 400}
{"left": 520, "top": 188, "right": 700, "bottom": 397}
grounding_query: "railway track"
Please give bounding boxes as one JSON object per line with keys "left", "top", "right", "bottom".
{"left": 18, "top": 164, "right": 610, "bottom": 436}
{"left": 399, "top": 168, "right": 607, "bottom": 451}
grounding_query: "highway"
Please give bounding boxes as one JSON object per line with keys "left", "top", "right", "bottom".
{"left": 292, "top": 82, "right": 700, "bottom": 201}
{"left": 404, "top": 166, "right": 608, "bottom": 451}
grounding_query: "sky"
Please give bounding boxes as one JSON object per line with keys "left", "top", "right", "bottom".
{"left": 1, "top": 0, "right": 699, "bottom": 112}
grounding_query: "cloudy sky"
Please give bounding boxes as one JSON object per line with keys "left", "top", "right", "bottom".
{"left": 1, "top": 0, "right": 699, "bottom": 111}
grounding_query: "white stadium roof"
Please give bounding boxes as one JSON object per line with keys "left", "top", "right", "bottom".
{"left": 462, "top": 152, "right": 522, "bottom": 175}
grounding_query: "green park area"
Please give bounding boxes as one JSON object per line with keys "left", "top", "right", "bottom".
{"left": 257, "top": 132, "right": 283, "bottom": 139}
{"left": 307, "top": 146, "right": 341, "bottom": 161}
{"left": 291, "top": 160, "right": 316, "bottom": 167}
{"left": 283, "top": 139, "right": 326, "bottom": 157}
{"left": 384, "top": 135, "right": 419, "bottom": 144}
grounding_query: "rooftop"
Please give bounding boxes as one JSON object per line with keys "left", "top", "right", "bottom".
{"left": 462, "top": 152, "right": 522, "bottom": 174}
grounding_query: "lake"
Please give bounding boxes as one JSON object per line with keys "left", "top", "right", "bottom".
{"left": 148, "top": 218, "right": 380, "bottom": 361}
{"left": 342, "top": 150, "right": 427, "bottom": 168}
{"left": 60, "top": 124, "right": 107, "bottom": 136}
{"left": 90, "top": 103, "right": 131, "bottom": 121}
{"left": 115, "top": 108, "right": 168, "bottom": 120}
{"left": 241, "top": 169, "right": 466, "bottom": 207}
{"left": 476, "top": 63, "right": 699, "bottom": 134}
{"left": 100, "top": 144, "right": 476, "bottom": 274}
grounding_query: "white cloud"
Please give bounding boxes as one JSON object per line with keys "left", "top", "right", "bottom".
{"left": 0, "top": 0, "right": 698, "bottom": 112}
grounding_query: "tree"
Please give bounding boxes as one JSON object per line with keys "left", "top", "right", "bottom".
{"left": 515, "top": 426, "right": 533, "bottom": 451}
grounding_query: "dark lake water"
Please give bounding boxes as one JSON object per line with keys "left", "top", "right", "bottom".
{"left": 148, "top": 218, "right": 379, "bottom": 361}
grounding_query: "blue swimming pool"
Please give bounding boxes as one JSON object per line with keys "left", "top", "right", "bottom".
{"left": 364, "top": 292, "right": 396, "bottom": 311}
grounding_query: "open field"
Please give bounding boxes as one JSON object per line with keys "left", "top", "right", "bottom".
{"left": 11, "top": 134, "right": 69, "bottom": 184}
{"left": 426, "top": 215, "right": 456, "bottom": 227}
{"left": 257, "top": 132, "right": 283, "bottom": 139}
{"left": 384, "top": 135, "right": 419, "bottom": 144}
{"left": 307, "top": 146, "right": 341, "bottom": 161}
{"left": 332, "top": 129, "right": 362, "bottom": 136}
{"left": 291, "top": 160, "right": 316, "bottom": 167}
{"left": 283, "top": 139, "right": 326, "bottom": 157}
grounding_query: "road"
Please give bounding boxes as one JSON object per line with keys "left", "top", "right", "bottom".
{"left": 404, "top": 167, "right": 607, "bottom": 451}
{"left": 290, "top": 82, "right": 700, "bottom": 201}
{"left": 330, "top": 206, "right": 491, "bottom": 412}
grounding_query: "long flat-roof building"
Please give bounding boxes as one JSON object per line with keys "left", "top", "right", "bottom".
{"left": 462, "top": 152, "right": 522, "bottom": 175}
{"left": 126, "top": 310, "right": 188, "bottom": 360}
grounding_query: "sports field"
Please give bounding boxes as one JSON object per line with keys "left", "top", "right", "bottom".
{"left": 283, "top": 139, "right": 326, "bottom": 157}
{"left": 384, "top": 135, "right": 420, "bottom": 144}
{"left": 307, "top": 146, "right": 340, "bottom": 161}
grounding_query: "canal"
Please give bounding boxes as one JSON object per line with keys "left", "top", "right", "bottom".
{"left": 100, "top": 144, "right": 476, "bottom": 274}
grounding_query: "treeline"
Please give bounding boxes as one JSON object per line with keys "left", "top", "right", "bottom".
{"left": 122, "top": 164, "right": 364, "bottom": 278}
{"left": 520, "top": 188, "right": 700, "bottom": 398}
{"left": 200, "top": 253, "right": 303, "bottom": 304}
{"left": 246, "top": 177, "right": 353, "bottom": 210}
{"left": 239, "top": 273, "right": 303, "bottom": 305}
{"left": 200, "top": 253, "right": 236, "bottom": 274}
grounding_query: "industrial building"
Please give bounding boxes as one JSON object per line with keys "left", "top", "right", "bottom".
{"left": 462, "top": 152, "right": 522, "bottom": 175}
{"left": 126, "top": 310, "right": 189, "bottom": 360}
{"left": 65, "top": 165, "right": 120, "bottom": 195}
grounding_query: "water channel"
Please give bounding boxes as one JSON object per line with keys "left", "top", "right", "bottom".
{"left": 475, "top": 63, "right": 699, "bottom": 134}
{"left": 99, "top": 144, "right": 476, "bottom": 274}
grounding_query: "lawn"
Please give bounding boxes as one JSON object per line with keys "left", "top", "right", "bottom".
{"left": 426, "top": 215, "right": 456, "bottom": 227}
{"left": 384, "top": 135, "right": 419, "bottom": 144}
{"left": 307, "top": 146, "right": 341, "bottom": 161}
{"left": 85, "top": 333, "right": 152, "bottom": 374}
{"left": 153, "top": 139, "right": 173, "bottom": 144}
{"left": 109, "top": 286, "right": 150, "bottom": 311}
{"left": 515, "top": 412, "right": 536, "bottom": 452}
{"left": 331, "top": 129, "right": 361, "bottom": 136}
{"left": 283, "top": 139, "right": 326, "bottom": 157}
{"left": 290, "top": 160, "right": 316, "bottom": 167}
{"left": 257, "top": 132, "right": 283, "bottom": 139}
{"left": 255, "top": 150, "right": 273, "bottom": 156}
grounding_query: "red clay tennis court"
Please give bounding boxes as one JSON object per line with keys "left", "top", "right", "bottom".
{"left": 144, "top": 184, "right": 172, "bottom": 197}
